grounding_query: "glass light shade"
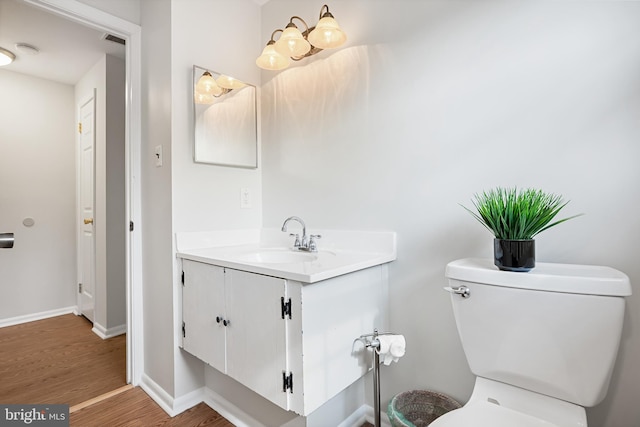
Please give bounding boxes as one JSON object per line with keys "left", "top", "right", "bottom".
{"left": 256, "top": 43, "right": 290, "bottom": 70}
{"left": 196, "top": 72, "right": 223, "bottom": 96}
{"left": 194, "top": 91, "right": 214, "bottom": 105}
{"left": 0, "top": 47, "right": 15, "bottom": 66}
{"left": 216, "top": 75, "right": 246, "bottom": 90}
{"left": 308, "top": 16, "right": 347, "bottom": 49}
{"left": 275, "top": 26, "right": 311, "bottom": 57}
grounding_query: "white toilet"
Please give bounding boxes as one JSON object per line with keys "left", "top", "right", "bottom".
{"left": 431, "top": 258, "right": 632, "bottom": 427}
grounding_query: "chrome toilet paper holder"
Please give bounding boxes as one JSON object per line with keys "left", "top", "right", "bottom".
{"left": 355, "top": 329, "right": 400, "bottom": 427}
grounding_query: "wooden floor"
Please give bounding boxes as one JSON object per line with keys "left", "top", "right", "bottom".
{"left": 0, "top": 314, "right": 126, "bottom": 405}
{"left": 0, "top": 314, "right": 375, "bottom": 426}
{"left": 71, "top": 386, "right": 234, "bottom": 427}
{"left": 0, "top": 314, "right": 236, "bottom": 426}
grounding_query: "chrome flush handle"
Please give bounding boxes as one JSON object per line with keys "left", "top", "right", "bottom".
{"left": 444, "top": 285, "right": 470, "bottom": 298}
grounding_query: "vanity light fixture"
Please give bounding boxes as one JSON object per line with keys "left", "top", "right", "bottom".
{"left": 0, "top": 47, "right": 16, "bottom": 66}
{"left": 216, "top": 74, "right": 246, "bottom": 90}
{"left": 256, "top": 4, "right": 347, "bottom": 71}
{"left": 194, "top": 70, "right": 246, "bottom": 105}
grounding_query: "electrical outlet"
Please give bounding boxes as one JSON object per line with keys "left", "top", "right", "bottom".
{"left": 240, "top": 187, "right": 252, "bottom": 209}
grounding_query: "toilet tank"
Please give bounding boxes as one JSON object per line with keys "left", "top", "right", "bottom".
{"left": 445, "top": 258, "right": 631, "bottom": 407}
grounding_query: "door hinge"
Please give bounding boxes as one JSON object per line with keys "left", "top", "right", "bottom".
{"left": 182, "top": 321, "right": 186, "bottom": 338}
{"left": 129, "top": 221, "right": 134, "bottom": 232}
{"left": 281, "top": 297, "right": 291, "bottom": 319}
{"left": 282, "top": 371, "right": 293, "bottom": 393}
{"left": 78, "top": 283, "right": 82, "bottom": 293}
{"left": 78, "top": 122, "right": 82, "bottom": 133}
{"left": 181, "top": 271, "right": 185, "bottom": 285}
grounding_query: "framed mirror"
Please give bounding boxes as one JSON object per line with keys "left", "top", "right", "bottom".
{"left": 193, "top": 65, "right": 257, "bottom": 168}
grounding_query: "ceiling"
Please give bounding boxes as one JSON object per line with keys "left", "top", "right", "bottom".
{"left": 0, "top": 0, "right": 125, "bottom": 85}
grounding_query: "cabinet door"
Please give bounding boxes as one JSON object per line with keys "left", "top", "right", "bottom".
{"left": 225, "top": 269, "right": 288, "bottom": 410}
{"left": 182, "top": 260, "right": 226, "bottom": 372}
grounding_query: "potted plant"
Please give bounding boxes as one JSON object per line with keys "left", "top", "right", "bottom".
{"left": 462, "top": 187, "right": 582, "bottom": 272}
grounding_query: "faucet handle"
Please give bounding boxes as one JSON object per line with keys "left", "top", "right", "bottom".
{"left": 289, "top": 233, "right": 301, "bottom": 248}
{"left": 308, "top": 234, "right": 322, "bottom": 252}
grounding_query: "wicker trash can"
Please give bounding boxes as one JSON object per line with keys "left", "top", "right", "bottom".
{"left": 387, "top": 390, "right": 461, "bottom": 427}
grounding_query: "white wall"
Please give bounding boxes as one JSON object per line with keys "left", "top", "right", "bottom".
{"left": 104, "top": 54, "right": 126, "bottom": 331}
{"left": 0, "top": 69, "right": 76, "bottom": 320}
{"left": 171, "top": 0, "right": 262, "bottom": 234}
{"left": 141, "top": 0, "right": 176, "bottom": 397}
{"left": 169, "top": 0, "right": 264, "bottom": 403}
{"left": 139, "top": 0, "right": 264, "bottom": 402}
{"left": 260, "top": 1, "right": 640, "bottom": 427}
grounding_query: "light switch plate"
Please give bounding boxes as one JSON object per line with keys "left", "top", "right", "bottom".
{"left": 154, "top": 145, "right": 163, "bottom": 167}
{"left": 240, "top": 187, "right": 252, "bottom": 209}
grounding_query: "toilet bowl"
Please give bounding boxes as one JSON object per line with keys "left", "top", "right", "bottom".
{"left": 431, "top": 378, "right": 586, "bottom": 427}
{"left": 434, "top": 258, "right": 631, "bottom": 427}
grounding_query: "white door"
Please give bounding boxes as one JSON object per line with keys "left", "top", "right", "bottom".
{"left": 79, "top": 94, "right": 96, "bottom": 322}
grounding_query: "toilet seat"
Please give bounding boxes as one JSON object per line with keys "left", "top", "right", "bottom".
{"left": 429, "top": 400, "right": 561, "bottom": 427}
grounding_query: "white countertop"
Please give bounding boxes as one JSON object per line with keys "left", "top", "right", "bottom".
{"left": 176, "top": 229, "right": 397, "bottom": 283}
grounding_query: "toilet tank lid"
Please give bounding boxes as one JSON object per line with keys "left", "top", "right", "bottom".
{"left": 445, "top": 258, "right": 631, "bottom": 296}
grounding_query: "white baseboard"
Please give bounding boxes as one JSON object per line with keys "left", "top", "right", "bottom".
{"left": 0, "top": 306, "right": 78, "bottom": 328}
{"left": 338, "top": 405, "right": 369, "bottom": 427}
{"left": 203, "top": 387, "right": 265, "bottom": 427}
{"left": 357, "top": 404, "right": 392, "bottom": 427}
{"left": 138, "top": 376, "right": 374, "bottom": 427}
{"left": 139, "top": 373, "right": 178, "bottom": 416}
{"left": 92, "top": 322, "right": 126, "bottom": 339}
{"left": 139, "top": 373, "right": 205, "bottom": 417}
{"left": 173, "top": 386, "right": 206, "bottom": 415}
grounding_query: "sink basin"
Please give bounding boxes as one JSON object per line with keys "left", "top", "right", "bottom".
{"left": 238, "top": 249, "right": 319, "bottom": 264}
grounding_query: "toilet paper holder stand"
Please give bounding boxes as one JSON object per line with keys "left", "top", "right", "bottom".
{"left": 355, "top": 329, "right": 399, "bottom": 427}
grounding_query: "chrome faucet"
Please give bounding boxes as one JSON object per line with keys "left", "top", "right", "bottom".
{"left": 281, "top": 216, "right": 321, "bottom": 252}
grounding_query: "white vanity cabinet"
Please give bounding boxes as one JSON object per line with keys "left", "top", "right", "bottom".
{"left": 180, "top": 257, "right": 389, "bottom": 416}
{"left": 182, "top": 260, "right": 289, "bottom": 410}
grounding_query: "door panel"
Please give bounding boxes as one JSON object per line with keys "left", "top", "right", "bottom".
{"left": 79, "top": 95, "right": 95, "bottom": 321}
{"left": 182, "top": 260, "right": 226, "bottom": 371}
{"left": 225, "top": 269, "right": 288, "bottom": 409}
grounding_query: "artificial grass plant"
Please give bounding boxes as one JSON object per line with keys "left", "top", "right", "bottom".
{"left": 463, "top": 187, "right": 582, "bottom": 240}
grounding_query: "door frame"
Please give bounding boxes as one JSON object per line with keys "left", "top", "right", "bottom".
{"left": 24, "top": 0, "right": 143, "bottom": 385}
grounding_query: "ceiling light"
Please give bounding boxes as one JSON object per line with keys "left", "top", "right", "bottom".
{"left": 0, "top": 47, "right": 16, "bottom": 66}
{"left": 256, "top": 4, "right": 346, "bottom": 71}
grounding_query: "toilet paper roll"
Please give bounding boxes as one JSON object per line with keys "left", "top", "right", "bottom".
{"left": 376, "top": 334, "right": 406, "bottom": 365}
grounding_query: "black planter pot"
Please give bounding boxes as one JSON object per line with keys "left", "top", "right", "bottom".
{"left": 494, "top": 239, "right": 535, "bottom": 272}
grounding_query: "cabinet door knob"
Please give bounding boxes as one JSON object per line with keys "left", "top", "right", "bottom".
{"left": 216, "top": 316, "right": 222, "bottom": 323}
{"left": 223, "top": 319, "right": 229, "bottom": 327}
